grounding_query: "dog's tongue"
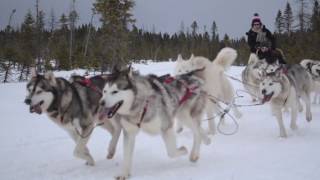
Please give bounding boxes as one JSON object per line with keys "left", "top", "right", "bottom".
{"left": 262, "top": 95, "right": 271, "bottom": 104}
{"left": 99, "top": 107, "right": 113, "bottom": 120}
{"left": 30, "top": 105, "right": 42, "bottom": 114}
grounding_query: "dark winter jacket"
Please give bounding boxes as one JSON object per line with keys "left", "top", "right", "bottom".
{"left": 246, "top": 25, "right": 276, "bottom": 53}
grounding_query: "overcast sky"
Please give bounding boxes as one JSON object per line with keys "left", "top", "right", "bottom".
{"left": 0, "top": 0, "right": 293, "bottom": 38}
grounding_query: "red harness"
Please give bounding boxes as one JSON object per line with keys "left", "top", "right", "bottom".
{"left": 79, "top": 78, "right": 102, "bottom": 95}
{"left": 163, "top": 76, "right": 199, "bottom": 105}
{"left": 137, "top": 75, "right": 199, "bottom": 127}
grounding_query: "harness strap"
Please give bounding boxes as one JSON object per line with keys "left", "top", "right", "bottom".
{"left": 137, "top": 98, "right": 150, "bottom": 128}
{"left": 163, "top": 75, "right": 199, "bottom": 105}
{"left": 79, "top": 78, "right": 102, "bottom": 95}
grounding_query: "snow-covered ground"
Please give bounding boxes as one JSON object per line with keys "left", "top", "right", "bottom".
{"left": 1, "top": 61, "right": 320, "bottom": 180}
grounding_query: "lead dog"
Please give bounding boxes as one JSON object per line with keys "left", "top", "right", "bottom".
{"left": 24, "top": 69, "right": 121, "bottom": 165}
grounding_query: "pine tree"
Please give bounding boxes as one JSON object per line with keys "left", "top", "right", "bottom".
{"left": 296, "top": 0, "right": 311, "bottom": 32}
{"left": 49, "top": 9, "right": 56, "bottom": 32}
{"left": 211, "top": 21, "right": 218, "bottom": 41}
{"left": 68, "top": 0, "right": 78, "bottom": 68}
{"left": 59, "top": 13, "right": 68, "bottom": 30}
{"left": 275, "top": 10, "right": 284, "bottom": 34}
{"left": 283, "top": 2, "right": 294, "bottom": 35}
{"left": 93, "top": 0, "right": 135, "bottom": 70}
{"left": 311, "top": 0, "right": 320, "bottom": 32}
{"left": 20, "top": 10, "right": 36, "bottom": 78}
{"left": 191, "top": 21, "right": 198, "bottom": 36}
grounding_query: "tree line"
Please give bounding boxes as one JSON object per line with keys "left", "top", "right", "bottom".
{"left": 0, "top": 0, "right": 319, "bottom": 82}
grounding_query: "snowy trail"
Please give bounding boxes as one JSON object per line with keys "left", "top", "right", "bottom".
{"left": 0, "top": 62, "right": 320, "bottom": 180}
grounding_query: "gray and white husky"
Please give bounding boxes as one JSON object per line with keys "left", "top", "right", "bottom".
{"left": 242, "top": 53, "right": 267, "bottom": 102}
{"left": 259, "top": 63, "right": 313, "bottom": 137}
{"left": 24, "top": 69, "right": 121, "bottom": 165}
{"left": 174, "top": 47, "right": 242, "bottom": 135}
{"left": 300, "top": 59, "right": 320, "bottom": 104}
{"left": 99, "top": 67, "right": 210, "bottom": 179}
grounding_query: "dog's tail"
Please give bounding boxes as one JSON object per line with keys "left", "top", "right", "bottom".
{"left": 248, "top": 53, "right": 259, "bottom": 65}
{"left": 212, "top": 47, "right": 237, "bottom": 71}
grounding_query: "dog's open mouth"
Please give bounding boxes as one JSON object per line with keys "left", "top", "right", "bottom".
{"left": 99, "top": 100, "right": 123, "bottom": 120}
{"left": 262, "top": 92, "right": 274, "bottom": 104}
{"left": 30, "top": 100, "right": 44, "bottom": 114}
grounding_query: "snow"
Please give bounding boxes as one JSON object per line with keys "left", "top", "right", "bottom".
{"left": 1, "top": 61, "right": 320, "bottom": 180}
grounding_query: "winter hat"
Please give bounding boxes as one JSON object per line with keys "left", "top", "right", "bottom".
{"left": 251, "top": 13, "right": 262, "bottom": 26}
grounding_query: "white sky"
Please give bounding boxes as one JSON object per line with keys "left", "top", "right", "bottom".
{"left": 0, "top": 0, "right": 295, "bottom": 38}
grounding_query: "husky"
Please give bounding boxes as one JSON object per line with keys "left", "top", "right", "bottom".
{"left": 310, "top": 63, "right": 320, "bottom": 103}
{"left": 99, "top": 67, "right": 210, "bottom": 179}
{"left": 300, "top": 60, "right": 320, "bottom": 104}
{"left": 300, "top": 59, "right": 319, "bottom": 73}
{"left": 241, "top": 53, "right": 267, "bottom": 102}
{"left": 174, "top": 47, "right": 242, "bottom": 135}
{"left": 259, "top": 63, "right": 313, "bottom": 137}
{"left": 24, "top": 69, "right": 121, "bottom": 165}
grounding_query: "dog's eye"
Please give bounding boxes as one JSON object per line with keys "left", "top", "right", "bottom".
{"left": 36, "top": 90, "right": 43, "bottom": 94}
{"left": 103, "top": 90, "right": 107, "bottom": 94}
{"left": 269, "top": 83, "right": 273, "bottom": 86}
{"left": 111, "top": 90, "right": 118, "bottom": 94}
{"left": 270, "top": 69, "right": 274, "bottom": 72}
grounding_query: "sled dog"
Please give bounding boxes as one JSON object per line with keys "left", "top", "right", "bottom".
{"left": 174, "top": 47, "right": 242, "bottom": 135}
{"left": 241, "top": 53, "right": 268, "bottom": 102}
{"left": 99, "top": 67, "right": 210, "bottom": 179}
{"left": 260, "top": 63, "right": 313, "bottom": 137}
{"left": 24, "top": 70, "right": 121, "bottom": 165}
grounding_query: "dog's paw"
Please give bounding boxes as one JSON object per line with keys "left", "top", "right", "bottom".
{"left": 290, "top": 124, "right": 298, "bottom": 130}
{"left": 115, "top": 176, "right": 127, "bottom": 180}
{"left": 306, "top": 114, "right": 312, "bottom": 122}
{"left": 189, "top": 154, "right": 199, "bottom": 163}
{"left": 85, "top": 160, "right": 95, "bottom": 166}
{"left": 115, "top": 174, "right": 130, "bottom": 180}
{"left": 178, "top": 146, "right": 188, "bottom": 155}
{"left": 107, "top": 151, "right": 115, "bottom": 159}
{"left": 279, "top": 133, "right": 287, "bottom": 138}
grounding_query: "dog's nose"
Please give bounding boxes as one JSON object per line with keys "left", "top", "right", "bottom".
{"left": 24, "top": 98, "right": 31, "bottom": 105}
{"left": 100, "top": 100, "right": 105, "bottom": 107}
{"left": 261, "top": 89, "right": 266, "bottom": 95}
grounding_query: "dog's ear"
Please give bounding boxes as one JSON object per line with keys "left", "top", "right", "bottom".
{"left": 275, "top": 69, "right": 282, "bottom": 78}
{"left": 127, "top": 66, "right": 134, "bottom": 80}
{"left": 30, "top": 67, "right": 37, "bottom": 78}
{"left": 177, "top": 54, "right": 183, "bottom": 62}
{"left": 190, "top": 53, "right": 194, "bottom": 59}
{"left": 111, "top": 64, "right": 121, "bottom": 75}
{"left": 259, "top": 69, "right": 266, "bottom": 78}
{"left": 44, "top": 71, "right": 57, "bottom": 86}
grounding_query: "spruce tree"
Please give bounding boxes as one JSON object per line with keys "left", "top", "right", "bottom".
{"left": 93, "top": 0, "right": 135, "bottom": 70}
{"left": 275, "top": 10, "right": 284, "bottom": 34}
{"left": 283, "top": 2, "right": 294, "bottom": 35}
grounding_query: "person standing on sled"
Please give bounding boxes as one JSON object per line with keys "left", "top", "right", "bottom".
{"left": 246, "top": 13, "right": 286, "bottom": 64}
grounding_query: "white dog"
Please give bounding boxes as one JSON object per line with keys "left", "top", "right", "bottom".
{"left": 174, "top": 47, "right": 242, "bottom": 134}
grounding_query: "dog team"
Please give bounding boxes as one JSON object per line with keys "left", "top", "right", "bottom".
{"left": 24, "top": 47, "right": 318, "bottom": 179}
